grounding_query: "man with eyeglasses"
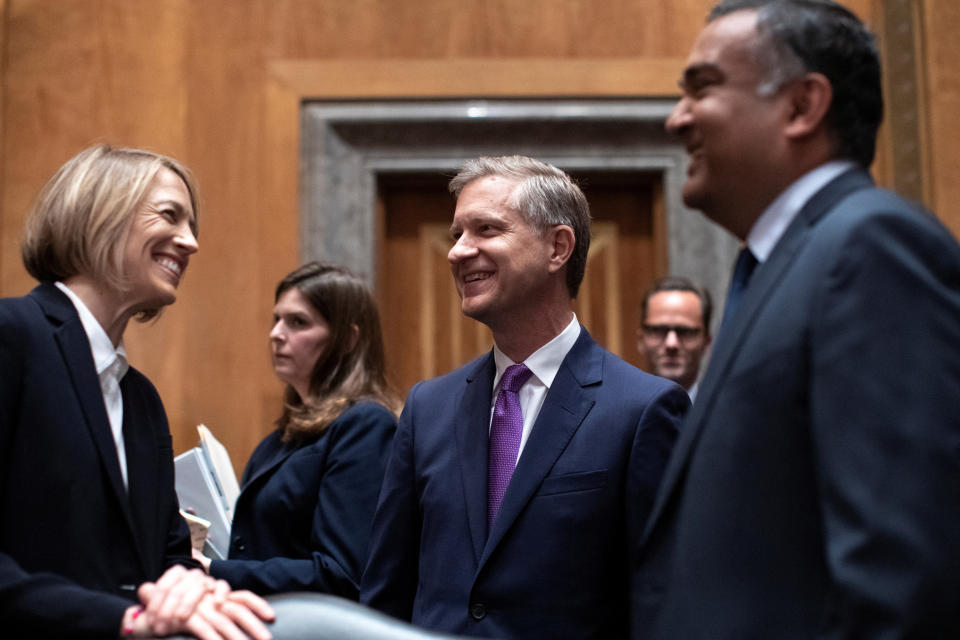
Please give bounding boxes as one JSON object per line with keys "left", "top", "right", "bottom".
{"left": 638, "top": 276, "right": 712, "bottom": 400}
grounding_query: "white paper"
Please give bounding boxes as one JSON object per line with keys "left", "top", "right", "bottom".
{"left": 174, "top": 447, "right": 232, "bottom": 560}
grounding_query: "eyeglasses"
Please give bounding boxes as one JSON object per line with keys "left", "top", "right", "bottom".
{"left": 641, "top": 324, "right": 703, "bottom": 344}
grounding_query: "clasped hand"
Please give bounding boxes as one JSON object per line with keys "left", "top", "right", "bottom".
{"left": 123, "top": 565, "right": 274, "bottom": 639}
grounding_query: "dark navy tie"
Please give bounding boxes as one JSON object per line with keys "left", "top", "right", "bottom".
{"left": 720, "top": 247, "right": 758, "bottom": 330}
{"left": 488, "top": 363, "right": 533, "bottom": 529}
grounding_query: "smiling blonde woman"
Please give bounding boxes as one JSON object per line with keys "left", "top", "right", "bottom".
{"left": 1, "top": 144, "right": 273, "bottom": 640}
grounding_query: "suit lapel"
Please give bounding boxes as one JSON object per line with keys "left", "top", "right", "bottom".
{"left": 479, "top": 329, "right": 601, "bottom": 568}
{"left": 455, "top": 354, "right": 496, "bottom": 563}
{"left": 122, "top": 377, "right": 159, "bottom": 576}
{"left": 240, "top": 437, "right": 297, "bottom": 494}
{"left": 34, "top": 285, "right": 141, "bottom": 550}
{"left": 640, "top": 169, "right": 875, "bottom": 547}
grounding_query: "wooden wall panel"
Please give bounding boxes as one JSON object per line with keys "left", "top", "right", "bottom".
{"left": 4, "top": 0, "right": 939, "bottom": 478}
{"left": 260, "top": 0, "right": 712, "bottom": 59}
{"left": 173, "top": 0, "right": 292, "bottom": 469}
{"left": 920, "top": 0, "right": 960, "bottom": 238}
{"left": 0, "top": 0, "right": 6, "bottom": 280}
{"left": 1, "top": 1, "right": 189, "bottom": 292}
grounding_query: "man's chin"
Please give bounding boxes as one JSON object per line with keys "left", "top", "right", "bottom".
{"left": 654, "top": 366, "right": 685, "bottom": 381}
{"left": 682, "top": 184, "right": 709, "bottom": 213}
{"left": 460, "top": 299, "right": 489, "bottom": 323}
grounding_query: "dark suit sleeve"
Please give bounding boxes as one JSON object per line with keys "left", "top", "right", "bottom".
{"left": 810, "top": 211, "right": 960, "bottom": 636}
{"left": 626, "top": 379, "right": 687, "bottom": 638}
{"left": 156, "top": 424, "right": 202, "bottom": 575}
{"left": 0, "top": 555, "right": 132, "bottom": 637}
{"left": 122, "top": 369, "right": 200, "bottom": 577}
{"left": 211, "top": 406, "right": 396, "bottom": 597}
{"left": 359, "top": 384, "right": 423, "bottom": 620}
{"left": 0, "top": 303, "right": 131, "bottom": 638}
{"left": 161, "top": 490, "right": 200, "bottom": 575}
{"left": 627, "top": 383, "right": 688, "bottom": 538}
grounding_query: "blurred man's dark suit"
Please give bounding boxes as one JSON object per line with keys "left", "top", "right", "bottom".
{"left": 635, "top": 168, "right": 960, "bottom": 638}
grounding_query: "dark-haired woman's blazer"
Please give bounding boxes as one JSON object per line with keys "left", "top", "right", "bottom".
{"left": 0, "top": 283, "right": 196, "bottom": 638}
{"left": 210, "top": 401, "right": 396, "bottom": 598}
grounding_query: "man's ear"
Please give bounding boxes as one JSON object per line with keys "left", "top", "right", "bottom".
{"left": 784, "top": 72, "right": 833, "bottom": 140}
{"left": 547, "top": 225, "right": 576, "bottom": 274}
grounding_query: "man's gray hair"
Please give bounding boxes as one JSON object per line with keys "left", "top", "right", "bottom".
{"left": 449, "top": 155, "right": 591, "bottom": 298}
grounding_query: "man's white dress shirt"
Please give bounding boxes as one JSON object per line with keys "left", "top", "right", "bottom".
{"left": 490, "top": 314, "right": 581, "bottom": 466}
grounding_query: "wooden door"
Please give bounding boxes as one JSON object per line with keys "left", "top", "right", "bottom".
{"left": 377, "top": 171, "right": 664, "bottom": 399}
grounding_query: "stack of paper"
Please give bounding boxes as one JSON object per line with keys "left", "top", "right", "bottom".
{"left": 174, "top": 425, "right": 239, "bottom": 560}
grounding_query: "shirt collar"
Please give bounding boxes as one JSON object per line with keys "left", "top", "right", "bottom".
{"left": 747, "top": 160, "right": 856, "bottom": 263}
{"left": 492, "top": 313, "right": 581, "bottom": 390}
{"left": 55, "top": 282, "right": 128, "bottom": 380}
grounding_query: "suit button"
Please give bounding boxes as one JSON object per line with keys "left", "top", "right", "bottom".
{"left": 233, "top": 536, "right": 246, "bottom": 552}
{"left": 470, "top": 603, "right": 486, "bottom": 620}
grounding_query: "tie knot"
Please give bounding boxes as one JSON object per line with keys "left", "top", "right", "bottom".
{"left": 500, "top": 363, "right": 533, "bottom": 393}
{"left": 719, "top": 247, "right": 760, "bottom": 332}
{"left": 732, "top": 247, "right": 758, "bottom": 287}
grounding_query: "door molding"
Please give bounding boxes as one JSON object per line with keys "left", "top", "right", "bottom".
{"left": 299, "top": 98, "right": 738, "bottom": 332}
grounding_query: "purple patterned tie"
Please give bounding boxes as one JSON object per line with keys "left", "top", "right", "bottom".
{"left": 488, "top": 363, "right": 533, "bottom": 529}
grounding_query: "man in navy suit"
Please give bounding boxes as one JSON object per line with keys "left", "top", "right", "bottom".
{"left": 361, "top": 155, "right": 689, "bottom": 638}
{"left": 636, "top": 1, "right": 960, "bottom": 637}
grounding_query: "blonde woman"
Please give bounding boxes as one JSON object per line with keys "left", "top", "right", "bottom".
{"left": 0, "top": 145, "right": 272, "bottom": 639}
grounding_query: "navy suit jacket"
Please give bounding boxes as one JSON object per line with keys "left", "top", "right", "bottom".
{"left": 0, "top": 284, "right": 196, "bottom": 638}
{"left": 360, "top": 328, "right": 689, "bottom": 639}
{"left": 211, "top": 401, "right": 396, "bottom": 597}
{"left": 636, "top": 169, "right": 960, "bottom": 638}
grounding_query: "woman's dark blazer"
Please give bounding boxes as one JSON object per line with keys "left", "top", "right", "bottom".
{"left": 210, "top": 401, "right": 396, "bottom": 598}
{"left": 0, "top": 284, "right": 196, "bottom": 638}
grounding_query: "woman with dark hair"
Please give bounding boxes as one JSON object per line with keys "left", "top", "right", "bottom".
{"left": 196, "top": 262, "right": 398, "bottom": 599}
{"left": 0, "top": 144, "right": 273, "bottom": 639}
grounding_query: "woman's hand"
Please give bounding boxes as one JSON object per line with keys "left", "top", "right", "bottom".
{"left": 182, "top": 589, "right": 276, "bottom": 640}
{"left": 129, "top": 565, "right": 274, "bottom": 639}
{"left": 192, "top": 546, "right": 213, "bottom": 573}
{"left": 181, "top": 508, "right": 212, "bottom": 553}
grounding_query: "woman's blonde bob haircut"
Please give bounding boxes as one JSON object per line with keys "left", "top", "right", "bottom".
{"left": 21, "top": 144, "right": 199, "bottom": 305}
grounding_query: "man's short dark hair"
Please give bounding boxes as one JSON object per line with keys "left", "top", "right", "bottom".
{"left": 709, "top": 0, "right": 883, "bottom": 167}
{"left": 641, "top": 276, "right": 713, "bottom": 335}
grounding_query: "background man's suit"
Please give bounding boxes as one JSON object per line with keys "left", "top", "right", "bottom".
{"left": 361, "top": 328, "right": 688, "bottom": 639}
{"left": 0, "top": 284, "right": 196, "bottom": 638}
{"left": 636, "top": 169, "right": 960, "bottom": 638}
